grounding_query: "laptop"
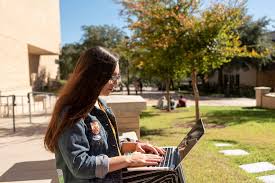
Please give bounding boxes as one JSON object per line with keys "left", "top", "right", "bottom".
{"left": 127, "top": 118, "right": 205, "bottom": 171}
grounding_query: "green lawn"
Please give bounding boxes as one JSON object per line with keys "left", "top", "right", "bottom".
{"left": 139, "top": 106, "right": 275, "bottom": 183}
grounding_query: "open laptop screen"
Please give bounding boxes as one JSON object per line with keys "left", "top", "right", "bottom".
{"left": 177, "top": 119, "right": 205, "bottom": 163}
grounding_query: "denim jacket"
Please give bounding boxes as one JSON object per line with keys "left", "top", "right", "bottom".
{"left": 55, "top": 98, "right": 123, "bottom": 183}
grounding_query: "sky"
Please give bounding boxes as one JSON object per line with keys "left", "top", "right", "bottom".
{"left": 60, "top": 0, "right": 275, "bottom": 45}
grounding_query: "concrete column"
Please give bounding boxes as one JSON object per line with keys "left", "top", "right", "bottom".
{"left": 101, "top": 95, "right": 146, "bottom": 138}
{"left": 254, "top": 87, "right": 271, "bottom": 107}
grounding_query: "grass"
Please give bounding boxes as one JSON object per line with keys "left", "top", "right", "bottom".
{"left": 139, "top": 106, "right": 275, "bottom": 183}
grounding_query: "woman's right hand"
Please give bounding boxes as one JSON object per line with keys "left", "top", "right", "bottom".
{"left": 126, "top": 152, "right": 163, "bottom": 167}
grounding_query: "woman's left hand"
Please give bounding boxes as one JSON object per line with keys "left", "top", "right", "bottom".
{"left": 136, "top": 142, "right": 165, "bottom": 155}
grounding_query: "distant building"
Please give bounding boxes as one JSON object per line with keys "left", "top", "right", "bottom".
{"left": 208, "top": 31, "right": 275, "bottom": 92}
{"left": 0, "top": 0, "right": 61, "bottom": 95}
{"left": 208, "top": 64, "right": 257, "bottom": 88}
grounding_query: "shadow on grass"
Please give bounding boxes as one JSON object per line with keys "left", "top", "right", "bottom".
{"left": 140, "top": 111, "right": 160, "bottom": 119}
{"left": 205, "top": 107, "right": 275, "bottom": 126}
{"left": 173, "top": 120, "right": 226, "bottom": 129}
{"left": 140, "top": 126, "right": 165, "bottom": 137}
{"left": 241, "top": 106, "right": 262, "bottom": 110}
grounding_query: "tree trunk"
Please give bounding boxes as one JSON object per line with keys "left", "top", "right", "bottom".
{"left": 170, "top": 79, "right": 174, "bottom": 90}
{"left": 218, "top": 65, "right": 223, "bottom": 93}
{"left": 166, "top": 78, "right": 171, "bottom": 112}
{"left": 256, "top": 65, "right": 259, "bottom": 87}
{"left": 192, "top": 69, "right": 200, "bottom": 122}
{"left": 126, "top": 60, "right": 130, "bottom": 95}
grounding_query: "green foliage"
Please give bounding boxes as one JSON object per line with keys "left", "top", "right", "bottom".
{"left": 177, "top": 1, "right": 248, "bottom": 74}
{"left": 119, "top": 0, "right": 251, "bottom": 115}
{"left": 81, "top": 25, "right": 126, "bottom": 49}
{"left": 233, "top": 16, "right": 275, "bottom": 68}
{"left": 215, "top": 16, "right": 274, "bottom": 93}
{"left": 239, "top": 17, "right": 270, "bottom": 49}
{"left": 120, "top": 0, "right": 195, "bottom": 81}
{"left": 58, "top": 25, "right": 126, "bottom": 79}
{"left": 59, "top": 43, "right": 83, "bottom": 79}
{"left": 120, "top": 0, "right": 251, "bottom": 76}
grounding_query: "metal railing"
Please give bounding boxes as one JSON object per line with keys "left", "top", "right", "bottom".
{"left": 27, "top": 92, "right": 57, "bottom": 123}
{"left": 0, "top": 92, "right": 57, "bottom": 132}
{"left": 0, "top": 95, "right": 16, "bottom": 132}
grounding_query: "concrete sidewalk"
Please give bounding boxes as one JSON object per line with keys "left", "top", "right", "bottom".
{"left": 143, "top": 94, "right": 256, "bottom": 107}
{"left": 0, "top": 115, "right": 58, "bottom": 183}
{"left": 113, "top": 89, "right": 256, "bottom": 107}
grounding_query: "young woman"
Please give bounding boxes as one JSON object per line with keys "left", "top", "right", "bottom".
{"left": 44, "top": 47, "right": 164, "bottom": 183}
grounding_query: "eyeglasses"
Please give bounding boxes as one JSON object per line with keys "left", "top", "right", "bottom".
{"left": 109, "top": 75, "right": 121, "bottom": 84}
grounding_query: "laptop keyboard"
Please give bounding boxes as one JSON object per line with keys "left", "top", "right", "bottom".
{"left": 156, "top": 147, "right": 174, "bottom": 167}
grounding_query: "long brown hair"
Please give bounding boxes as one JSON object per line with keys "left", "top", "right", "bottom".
{"left": 44, "top": 47, "right": 118, "bottom": 152}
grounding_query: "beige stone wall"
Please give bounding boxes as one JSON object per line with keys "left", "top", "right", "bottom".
{"left": 0, "top": 36, "right": 31, "bottom": 95}
{"left": 39, "top": 55, "right": 59, "bottom": 79}
{"left": 255, "top": 87, "right": 275, "bottom": 109}
{"left": 262, "top": 95, "right": 275, "bottom": 109}
{"left": 28, "top": 54, "right": 59, "bottom": 85}
{"left": 208, "top": 65, "right": 257, "bottom": 86}
{"left": 0, "top": 0, "right": 60, "bottom": 53}
{"left": 0, "top": 0, "right": 60, "bottom": 95}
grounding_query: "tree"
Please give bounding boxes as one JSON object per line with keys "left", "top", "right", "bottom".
{"left": 114, "top": 36, "right": 134, "bottom": 95}
{"left": 234, "top": 16, "right": 274, "bottom": 68}
{"left": 120, "top": 0, "right": 193, "bottom": 111}
{"left": 120, "top": 0, "right": 252, "bottom": 120}
{"left": 81, "top": 25, "right": 126, "bottom": 49}
{"left": 59, "top": 25, "right": 126, "bottom": 79}
{"left": 59, "top": 43, "right": 83, "bottom": 79}
{"left": 176, "top": 1, "right": 250, "bottom": 121}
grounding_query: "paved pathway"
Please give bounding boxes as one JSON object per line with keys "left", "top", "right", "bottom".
{"left": 215, "top": 142, "right": 275, "bottom": 182}
{"left": 113, "top": 89, "right": 256, "bottom": 107}
{"left": 0, "top": 115, "right": 57, "bottom": 183}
